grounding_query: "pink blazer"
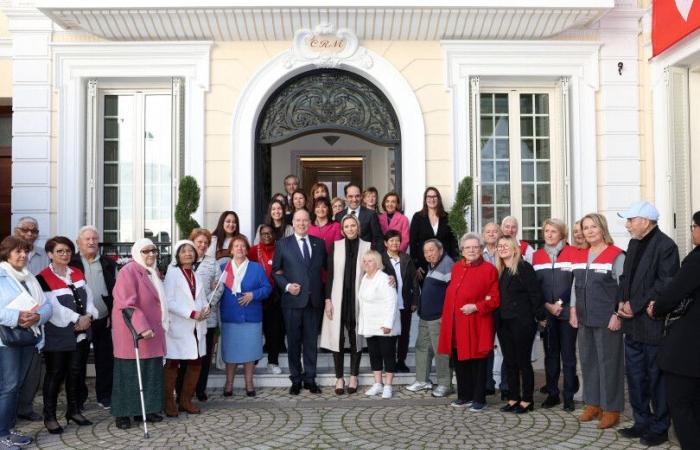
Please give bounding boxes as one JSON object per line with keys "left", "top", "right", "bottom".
{"left": 111, "top": 262, "right": 166, "bottom": 360}
{"left": 378, "top": 211, "right": 410, "bottom": 252}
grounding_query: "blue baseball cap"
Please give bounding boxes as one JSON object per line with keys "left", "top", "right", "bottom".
{"left": 617, "top": 201, "right": 660, "bottom": 221}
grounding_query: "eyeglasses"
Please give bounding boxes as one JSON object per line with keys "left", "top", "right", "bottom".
{"left": 496, "top": 245, "right": 511, "bottom": 250}
{"left": 17, "top": 227, "right": 39, "bottom": 235}
{"left": 141, "top": 248, "right": 159, "bottom": 255}
{"left": 53, "top": 249, "right": 72, "bottom": 256}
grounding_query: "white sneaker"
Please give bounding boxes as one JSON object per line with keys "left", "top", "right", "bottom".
{"left": 267, "top": 363, "right": 282, "bottom": 375}
{"left": 365, "top": 383, "right": 384, "bottom": 396}
{"left": 406, "top": 381, "right": 432, "bottom": 392}
{"left": 381, "top": 385, "right": 393, "bottom": 399}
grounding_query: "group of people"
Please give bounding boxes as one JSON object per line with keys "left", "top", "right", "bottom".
{"left": 0, "top": 176, "right": 699, "bottom": 450}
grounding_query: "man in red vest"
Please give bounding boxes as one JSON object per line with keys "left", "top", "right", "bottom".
{"left": 501, "top": 216, "right": 534, "bottom": 263}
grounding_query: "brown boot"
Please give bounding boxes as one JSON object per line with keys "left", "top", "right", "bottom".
{"left": 578, "top": 405, "right": 601, "bottom": 422}
{"left": 163, "top": 364, "right": 179, "bottom": 417}
{"left": 179, "top": 365, "right": 202, "bottom": 414}
{"left": 597, "top": 411, "right": 620, "bottom": 429}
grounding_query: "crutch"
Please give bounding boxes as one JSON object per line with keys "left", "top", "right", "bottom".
{"left": 122, "top": 307, "right": 150, "bottom": 438}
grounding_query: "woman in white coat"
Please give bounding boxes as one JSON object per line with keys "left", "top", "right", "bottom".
{"left": 321, "top": 214, "right": 371, "bottom": 395}
{"left": 358, "top": 250, "right": 401, "bottom": 399}
{"left": 163, "top": 240, "right": 210, "bottom": 417}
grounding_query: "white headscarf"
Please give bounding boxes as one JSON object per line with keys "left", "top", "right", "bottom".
{"left": 131, "top": 238, "right": 169, "bottom": 331}
{"left": 171, "top": 240, "right": 196, "bottom": 267}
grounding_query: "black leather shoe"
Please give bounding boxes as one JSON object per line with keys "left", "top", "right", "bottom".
{"left": 640, "top": 432, "right": 668, "bottom": 447}
{"left": 44, "top": 418, "right": 64, "bottom": 435}
{"left": 289, "top": 383, "right": 301, "bottom": 395}
{"left": 541, "top": 395, "right": 561, "bottom": 408}
{"left": 618, "top": 426, "right": 645, "bottom": 439}
{"left": 115, "top": 417, "right": 131, "bottom": 429}
{"left": 304, "top": 382, "right": 322, "bottom": 394}
{"left": 514, "top": 403, "right": 534, "bottom": 414}
{"left": 500, "top": 402, "right": 518, "bottom": 412}
{"left": 563, "top": 399, "right": 575, "bottom": 412}
{"left": 246, "top": 390, "right": 256, "bottom": 397}
{"left": 395, "top": 361, "right": 410, "bottom": 373}
{"left": 66, "top": 413, "right": 92, "bottom": 426}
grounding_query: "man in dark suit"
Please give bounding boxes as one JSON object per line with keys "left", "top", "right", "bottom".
{"left": 70, "top": 226, "right": 118, "bottom": 410}
{"left": 334, "top": 184, "right": 384, "bottom": 251}
{"left": 616, "top": 201, "right": 680, "bottom": 447}
{"left": 272, "top": 209, "right": 327, "bottom": 394}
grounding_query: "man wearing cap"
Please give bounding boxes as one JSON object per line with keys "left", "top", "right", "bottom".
{"left": 616, "top": 201, "right": 679, "bottom": 447}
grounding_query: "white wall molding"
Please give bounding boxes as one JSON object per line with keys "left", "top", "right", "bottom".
{"left": 231, "top": 46, "right": 426, "bottom": 238}
{"left": 442, "top": 40, "right": 601, "bottom": 223}
{"left": 51, "top": 41, "right": 211, "bottom": 236}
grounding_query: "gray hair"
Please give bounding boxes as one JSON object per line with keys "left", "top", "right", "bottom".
{"left": 423, "top": 238, "right": 443, "bottom": 251}
{"left": 77, "top": 225, "right": 100, "bottom": 240}
{"left": 460, "top": 232, "right": 484, "bottom": 250}
{"left": 16, "top": 216, "right": 38, "bottom": 227}
{"left": 501, "top": 216, "right": 519, "bottom": 228}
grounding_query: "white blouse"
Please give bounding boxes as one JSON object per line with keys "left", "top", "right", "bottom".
{"left": 357, "top": 271, "right": 401, "bottom": 337}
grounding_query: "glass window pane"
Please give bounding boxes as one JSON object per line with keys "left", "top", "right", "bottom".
{"left": 144, "top": 94, "right": 172, "bottom": 244}
{"left": 495, "top": 117, "right": 509, "bottom": 136}
{"left": 481, "top": 138, "right": 494, "bottom": 159}
{"left": 496, "top": 161, "right": 510, "bottom": 182}
{"left": 536, "top": 161, "right": 551, "bottom": 182}
{"left": 104, "top": 164, "right": 118, "bottom": 184}
{"left": 480, "top": 94, "right": 493, "bottom": 114}
{"left": 536, "top": 185, "right": 551, "bottom": 204}
{"left": 104, "top": 209, "right": 118, "bottom": 230}
{"left": 522, "top": 229, "right": 536, "bottom": 242}
{"left": 495, "top": 185, "right": 510, "bottom": 205}
{"left": 481, "top": 162, "right": 494, "bottom": 182}
{"left": 522, "top": 207, "right": 535, "bottom": 229}
{"left": 481, "top": 185, "right": 494, "bottom": 204}
{"left": 535, "top": 117, "right": 549, "bottom": 137}
{"left": 496, "top": 207, "right": 511, "bottom": 223}
{"left": 104, "top": 95, "right": 118, "bottom": 116}
{"left": 522, "top": 161, "right": 534, "bottom": 182}
{"left": 104, "top": 141, "right": 118, "bottom": 161}
{"left": 495, "top": 139, "right": 509, "bottom": 159}
{"left": 103, "top": 232, "right": 118, "bottom": 244}
{"left": 536, "top": 139, "right": 550, "bottom": 159}
{"left": 482, "top": 206, "right": 494, "bottom": 222}
{"left": 104, "top": 186, "right": 118, "bottom": 207}
{"left": 520, "top": 94, "right": 532, "bottom": 114}
{"left": 522, "top": 184, "right": 535, "bottom": 205}
{"left": 538, "top": 207, "right": 551, "bottom": 223}
{"left": 521, "top": 139, "right": 534, "bottom": 159}
{"left": 535, "top": 94, "right": 549, "bottom": 114}
{"left": 480, "top": 117, "right": 493, "bottom": 137}
{"left": 520, "top": 117, "right": 533, "bottom": 137}
{"left": 104, "top": 119, "right": 119, "bottom": 139}
{"left": 494, "top": 94, "right": 508, "bottom": 114}
{"left": 0, "top": 117, "right": 11, "bottom": 147}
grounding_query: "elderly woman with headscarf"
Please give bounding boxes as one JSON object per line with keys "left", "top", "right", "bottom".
{"left": 110, "top": 239, "right": 168, "bottom": 430}
{"left": 0, "top": 236, "right": 52, "bottom": 449}
{"left": 163, "top": 240, "right": 210, "bottom": 417}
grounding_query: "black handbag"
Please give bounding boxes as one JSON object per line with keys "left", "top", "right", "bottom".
{"left": 0, "top": 325, "right": 40, "bottom": 347}
{"left": 664, "top": 297, "right": 694, "bottom": 335}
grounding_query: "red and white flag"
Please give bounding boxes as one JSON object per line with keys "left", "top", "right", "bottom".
{"left": 653, "top": 0, "right": 700, "bottom": 56}
{"left": 223, "top": 262, "right": 235, "bottom": 291}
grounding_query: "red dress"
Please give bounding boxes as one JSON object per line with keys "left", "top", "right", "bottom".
{"left": 437, "top": 258, "right": 500, "bottom": 360}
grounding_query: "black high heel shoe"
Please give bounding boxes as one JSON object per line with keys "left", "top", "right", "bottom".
{"left": 223, "top": 384, "right": 233, "bottom": 397}
{"left": 44, "top": 418, "right": 64, "bottom": 434}
{"left": 335, "top": 379, "right": 346, "bottom": 396}
{"left": 500, "top": 402, "right": 518, "bottom": 412}
{"left": 514, "top": 402, "right": 534, "bottom": 414}
{"left": 66, "top": 413, "right": 93, "bottom": 426}
{"left": 346, "top": 378, "right": 358, "bottom": 395}
{"left": 246, "top": 389, "right": 256, "bottom": 397}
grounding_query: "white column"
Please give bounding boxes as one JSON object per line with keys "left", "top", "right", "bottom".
{"left": 7, "top": 8, "right": 54, "bottom": 241}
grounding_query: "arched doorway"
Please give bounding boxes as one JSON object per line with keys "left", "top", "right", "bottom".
{"left": 254, "top": 69, "right": 401, "bottom": 222}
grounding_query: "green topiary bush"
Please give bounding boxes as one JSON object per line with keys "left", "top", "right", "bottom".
{"left": 175, "top": 175, "right": 201, "bottom": 239}
{"left": 448, "top": 176, "right": 473, "bottom": 240}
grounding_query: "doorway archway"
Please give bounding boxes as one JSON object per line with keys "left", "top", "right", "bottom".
{"left": 254, "top": 69, "right": 401, "bottom": 222}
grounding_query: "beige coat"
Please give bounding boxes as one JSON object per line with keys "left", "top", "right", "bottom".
{"left": 320, "top": 238, "right": 371, "bottom": 352}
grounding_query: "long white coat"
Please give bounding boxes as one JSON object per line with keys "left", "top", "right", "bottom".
{"left": 164, "top": 267, "right": 208, "bottom": 360}
{"left": 357, "top": 271, "right": 401, "bottom": 337}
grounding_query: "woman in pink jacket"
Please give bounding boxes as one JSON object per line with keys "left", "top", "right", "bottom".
{"left": 111, "top": 239, "right": 168, "bottom": 430}
{"left": 378, "top": 192, "right": 410, "bottom": 253}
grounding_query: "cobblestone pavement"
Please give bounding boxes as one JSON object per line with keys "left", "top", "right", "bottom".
{"left": 16, "top": 387, "right": 680, "bottom": 450}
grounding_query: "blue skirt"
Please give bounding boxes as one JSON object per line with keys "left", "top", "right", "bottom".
{"left": 220, "top": 321, "right": 263, "bottom": 364}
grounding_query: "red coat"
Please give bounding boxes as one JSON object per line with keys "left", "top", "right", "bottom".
{"left": 437, "top": 258, "right": 500, "bottom": 360}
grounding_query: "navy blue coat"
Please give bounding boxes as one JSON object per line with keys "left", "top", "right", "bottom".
{"left": 272, "top": 234, "right": 326, "bottom": 309}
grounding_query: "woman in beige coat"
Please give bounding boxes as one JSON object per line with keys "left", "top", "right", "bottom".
{"left": 321, "top": 214, "right": 371, "bottom": 395}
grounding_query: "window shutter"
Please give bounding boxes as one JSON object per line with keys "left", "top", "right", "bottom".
{"left": 469, "top": 76, "right": 480, "bottom": 231}
{"left": 667, "top": 67, "right": 692, "bottom": 255}
{"left": 85, "top": 80, "right": 98, "bottom": 227}
{"left": 171, "top": 77, "right": 185, "bottom": 240}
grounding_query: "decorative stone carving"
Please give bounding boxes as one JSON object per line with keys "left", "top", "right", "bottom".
{"left": 258, "top": 69, "right": 400, "bottom": 144}
{"left": 283, "top": 23, "right": 373, "bottom": 69}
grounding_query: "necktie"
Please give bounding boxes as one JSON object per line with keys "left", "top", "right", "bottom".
{"left": 301, "top": 237, "right": 311, "bottom": 266}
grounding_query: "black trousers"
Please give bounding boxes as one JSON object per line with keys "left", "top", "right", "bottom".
{"left": 333, "top": 318, "right": 362, "bottom": 378}
{"left": 543, "top": 318, "right": 578, "bottom": 401}
{"left": 665, "top": 372, "right": 700, "bottom": 450}
{"left": 497, "top": 318, "right": 537, "bottom": 402}
{"left": 263, "top": 291, "right": 286, "bottom": 365}
{"left": 397, "top": 309, "right": 413, "bottom": 362}
{"left": 454, "top": 351, "right": 487, "bottom": 404}
{"left": 367, "top": 336, "right": 397, "bottom": 373}
{"left": 282, "top": 304, "right": 321, "bottom": 384}
{"left": 92, "top": 317, "right": 114, "bottom": 403}
{"left": 43, "top": 340, "right": 90, "bottom": 419}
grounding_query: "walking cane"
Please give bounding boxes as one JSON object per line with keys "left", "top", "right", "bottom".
{"left": 122, "top": 307, "right": 150, "bottom": 438}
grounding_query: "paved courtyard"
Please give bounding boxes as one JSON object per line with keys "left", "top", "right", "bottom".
{"left": 16, "top": 386, "right": 680, "bottom": 450}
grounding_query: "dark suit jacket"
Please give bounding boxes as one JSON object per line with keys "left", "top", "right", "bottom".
{"left": 69, "top": 253, "right": 118, "bottom": 314}
{"left": 653, "top": 246, "right": 700, "bottom": 377}
{"left": 618, "top": 227, "right": 680, "bottom": 344}
{"left": 497, "top": 261, "right": 546, "bottom": 323}
{"left": 409, "top": 212, "right": 458, "bottom": 274}
{"left": 381, "top": 251, "right": 419, "bottom": 310}
{"left": 334, "top": 206, "right": 384, "bottom": 251}
{"left": 272, "top": 234, "right": 326, "bottom": 309}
